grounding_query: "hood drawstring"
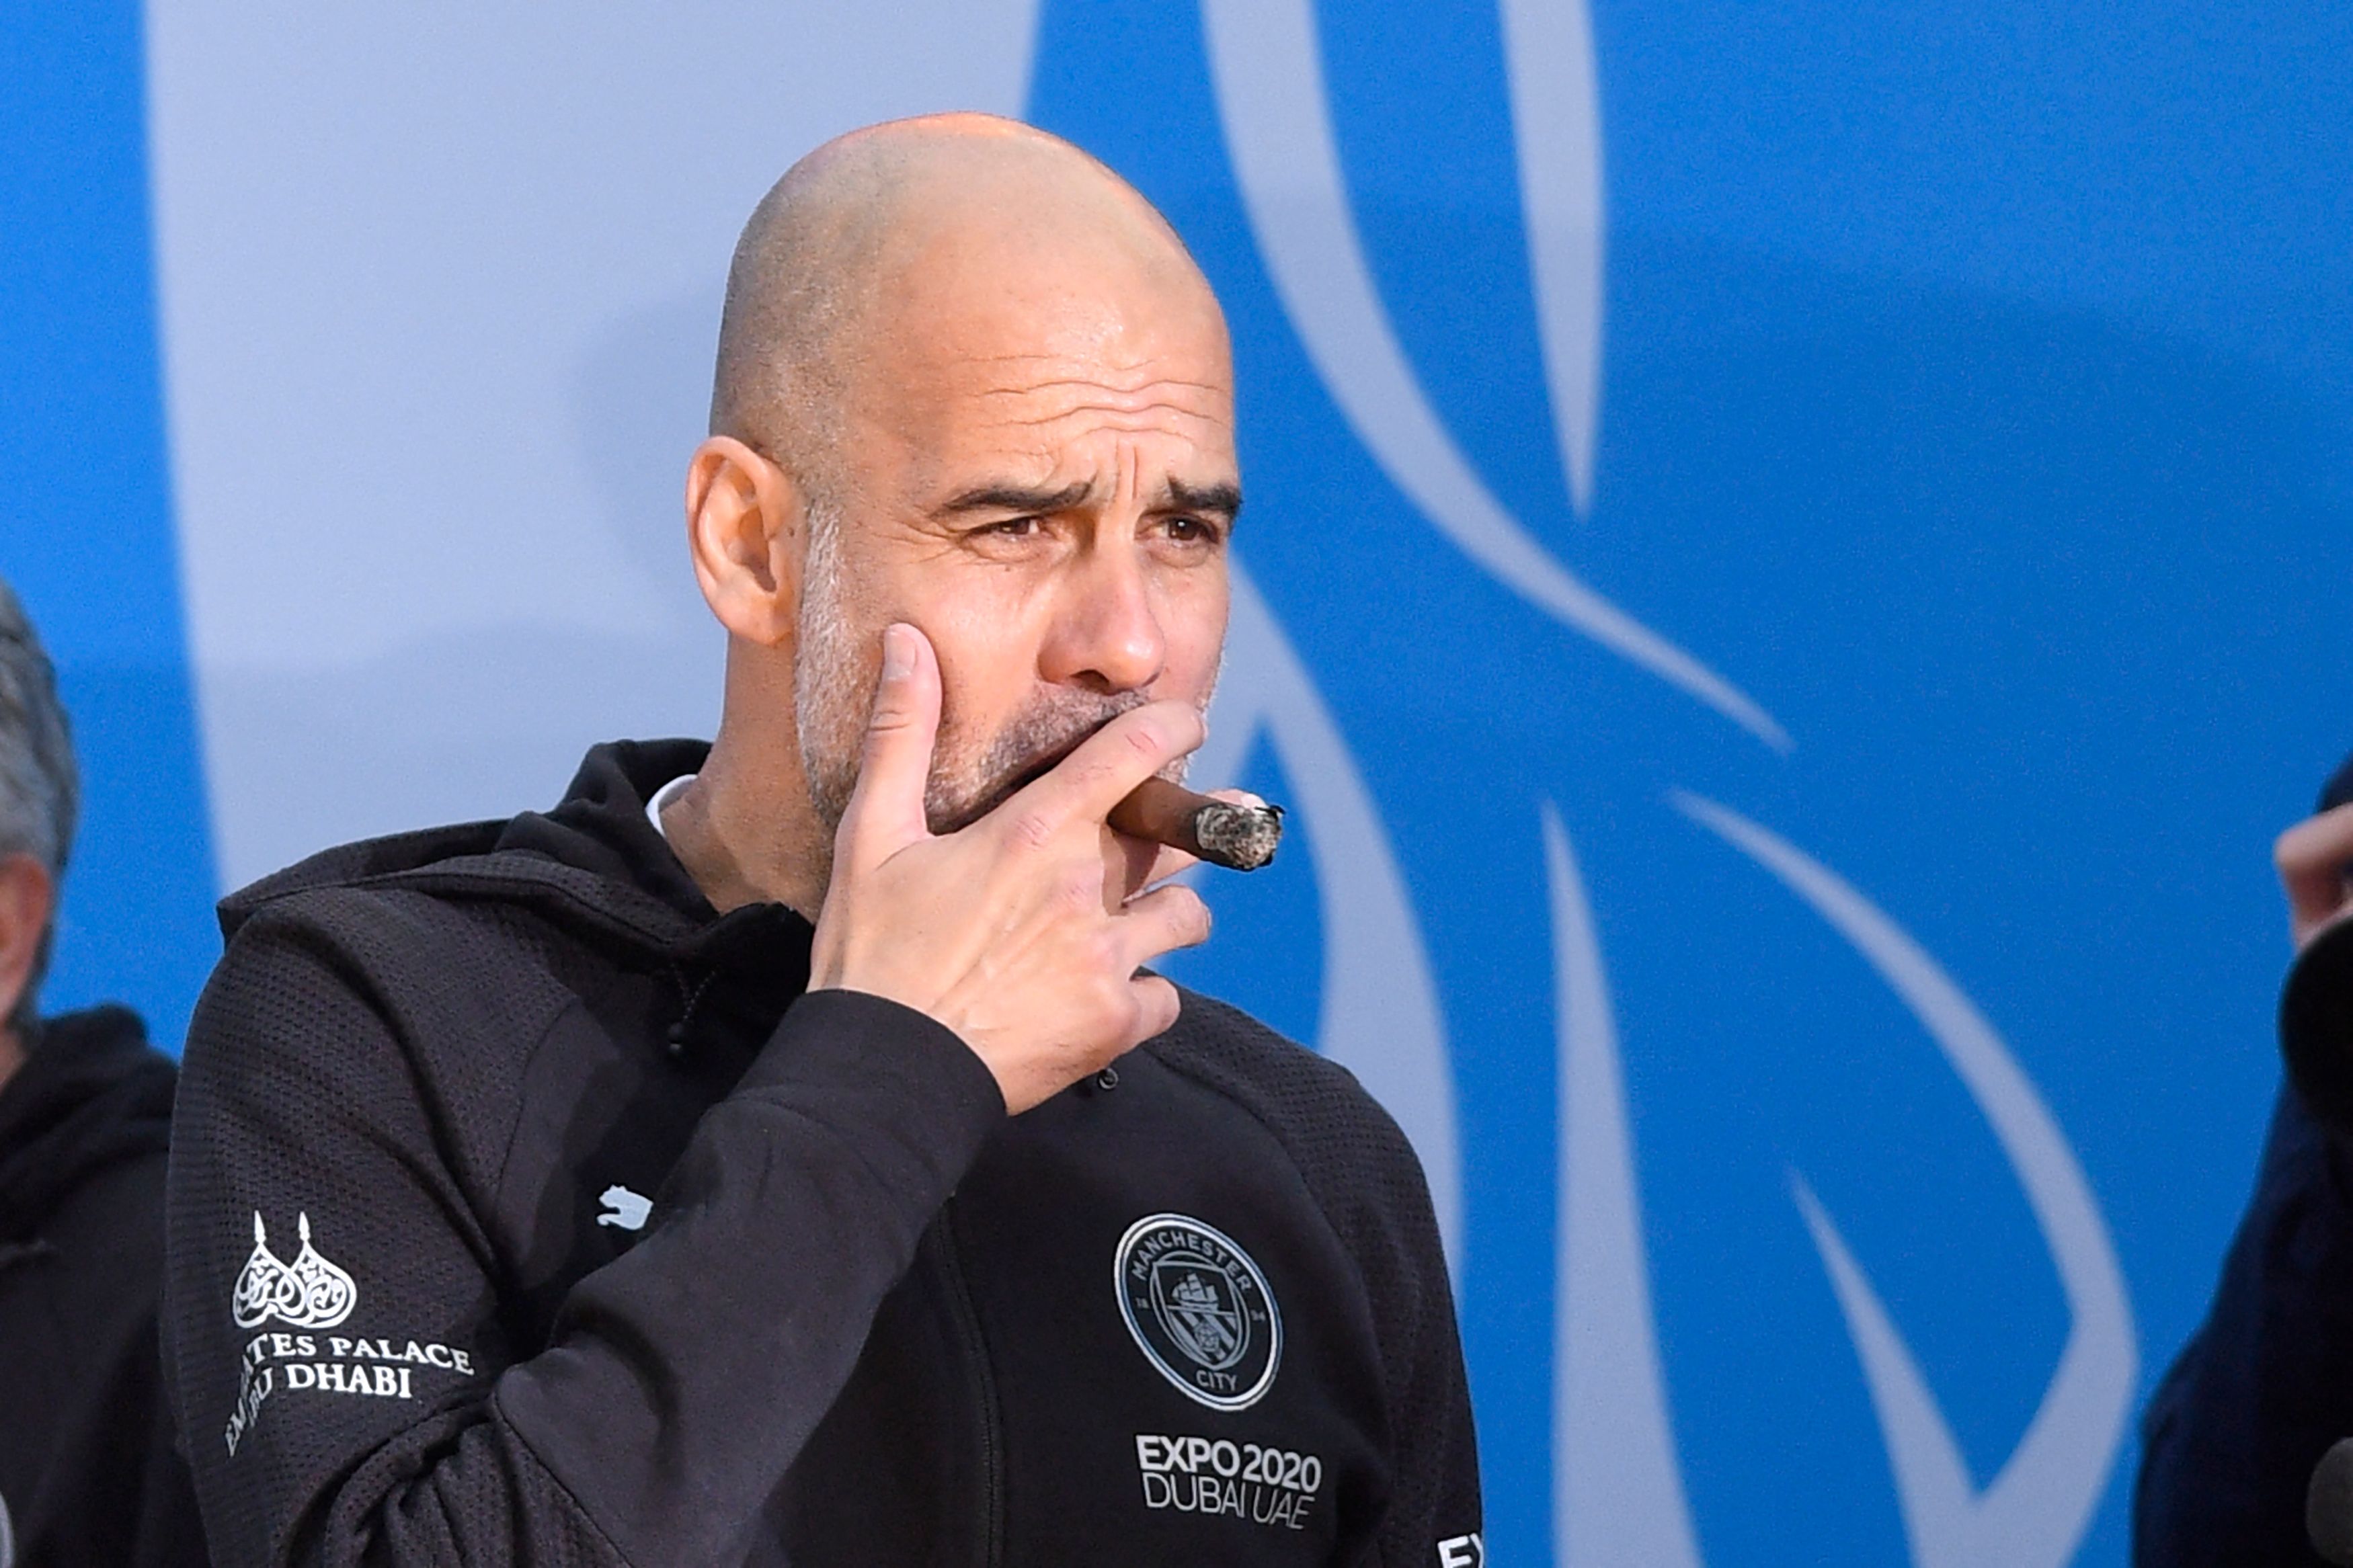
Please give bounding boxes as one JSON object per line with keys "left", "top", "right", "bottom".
{"left": 665, "top": 965, "right": 717, "bottom": 1059}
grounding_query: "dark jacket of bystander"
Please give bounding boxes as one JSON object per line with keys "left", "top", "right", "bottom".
{"left": 2139, "top": 752, "right": 2353, "bottom": 1567}
{"left": 0, "top": 1004, "right": 208, "bottom": 1567}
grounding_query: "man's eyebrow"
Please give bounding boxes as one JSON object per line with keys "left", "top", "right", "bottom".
{"left": 1158, "top": 479, "right": 1242, "bottom": 520}
{"left": 929, "top": 477, "right": 1242, "bottom": 522}
{"left": 934, "top": 481, "right": 1096, "bottom": 518}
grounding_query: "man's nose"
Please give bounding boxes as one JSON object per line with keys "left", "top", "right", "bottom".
{"left": 1039, "top": 537, "right": 1166, "bottom": 695}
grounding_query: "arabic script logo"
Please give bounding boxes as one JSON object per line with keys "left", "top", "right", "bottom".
{"left": 231, "top": 1210, "right": 358, "bottom": 1331}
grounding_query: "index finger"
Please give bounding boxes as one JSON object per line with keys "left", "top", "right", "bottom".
{"left": 998, "top": 700, "right": 1205, "bottom": 843}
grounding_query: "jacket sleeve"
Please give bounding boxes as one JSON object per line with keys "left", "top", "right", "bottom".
{"left": 163, "top": 905, "right": 1004, "bottom": 1568}
{"left": 1351, "top": 1113, "right": 1482, "bottom": 1568}
{"left": 2135, "top": 1083, "right": 2353, "bottom": 1566}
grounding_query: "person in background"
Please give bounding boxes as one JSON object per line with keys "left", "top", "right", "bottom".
{"left": 0, "top": 579, "right": 206, "bottom": 1567}
{"left": 2137, "top": 751, "right": 2353, "bottom": 1565}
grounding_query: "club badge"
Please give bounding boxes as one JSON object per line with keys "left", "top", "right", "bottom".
{"left": 1115, "top": 1213, "right": 1281, "bottom": 1412}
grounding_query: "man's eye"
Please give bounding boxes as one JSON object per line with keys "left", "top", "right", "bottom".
{"left": 1163, "top": 516, "right": 1222, "bottom": 545}
{"left": 985, "top": 517, "right": 1039, "bottom": 538}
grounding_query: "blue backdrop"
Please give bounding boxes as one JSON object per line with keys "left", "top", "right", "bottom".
{"left": 6, "top": 3, "right": 2351, "bottom": 1563}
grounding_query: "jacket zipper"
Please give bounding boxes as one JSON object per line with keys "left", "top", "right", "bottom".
{"left": 928, "top": 1198, "right": 1005, "bottom": 1568}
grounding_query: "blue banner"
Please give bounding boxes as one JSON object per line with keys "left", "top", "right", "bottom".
{"left": 6, "top": 3, "right": 2352, "bottom": 1561}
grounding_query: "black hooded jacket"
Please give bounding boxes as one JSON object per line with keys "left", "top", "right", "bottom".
{"left": 162, "top": 741, "right": 1481, "bottom": 1567}
{"left": 0, "top": 1005, "right": 208, "bottom": 1567}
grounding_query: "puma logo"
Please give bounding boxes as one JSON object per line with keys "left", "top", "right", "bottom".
{"left": 596, "top": 1186, "right": 652, "bottom": 1231}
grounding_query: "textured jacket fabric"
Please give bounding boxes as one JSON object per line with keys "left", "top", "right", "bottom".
{"left": 163, "top": 739, "right": 1480, "bottom": 1567}
{"left": 0, "top": 1005, "right": 208, "bottom": 1568}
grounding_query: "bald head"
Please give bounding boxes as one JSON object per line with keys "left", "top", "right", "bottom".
{"left": 711, "top": 114, "right": 1219, "bottom": 499}
{"left": 678, "top": 115, "right": 1237, "bottom": 916}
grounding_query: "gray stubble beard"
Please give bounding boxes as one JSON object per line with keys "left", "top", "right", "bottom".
{"left": 793, "top": 506, "right": 1215, "bottom": 872}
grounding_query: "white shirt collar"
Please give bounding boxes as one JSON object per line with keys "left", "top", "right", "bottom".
{"left": 644, "top": 773, "right": 697, "bottom": 844}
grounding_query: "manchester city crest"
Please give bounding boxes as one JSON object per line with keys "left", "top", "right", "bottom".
{"left": 1115, "top": 1213, "right": 1282, "bottom": 1411}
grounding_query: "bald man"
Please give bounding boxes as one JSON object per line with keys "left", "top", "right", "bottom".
{"left": 161, "top": 116, "right": 1480, "bottom": 1567}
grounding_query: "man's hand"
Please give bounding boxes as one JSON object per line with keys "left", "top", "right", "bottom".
{"left": 2276, "top": 802, "right": 2353, "bottom": 951}
{"left": 809, "top": 623, "right": 1213, "bottom": 1114}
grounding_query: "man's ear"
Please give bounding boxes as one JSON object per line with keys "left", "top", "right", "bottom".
{"left": 685, "top": 436, "right": 806, "bottom": 647}
{"left": 0, "top": 853, "right": 55, "bottom": 1028}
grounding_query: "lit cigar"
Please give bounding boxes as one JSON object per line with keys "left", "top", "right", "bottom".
{"left": 1109, "top": 778, "right": 1285, "bottom": 872}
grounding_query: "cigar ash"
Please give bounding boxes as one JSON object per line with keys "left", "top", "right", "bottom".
{"left": 1189, "top": 800, "right": 1284, "bottom": 872}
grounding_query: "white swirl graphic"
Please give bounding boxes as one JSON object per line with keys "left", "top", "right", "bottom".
{"left": 1173, "top": 2, "right": 2133, "bottom": 1559}
{"left": 1677, "top": 794, "right": 2135, "bottom": 1568}
{"left": 1498, "top": 0, "right": 1605, "bottom": 514}
{"left": 1542, "top": 803, "right": 1704, "bottom": 1567}
{"left": 231, "top": 1210, "right": 358, "bottom": 1331}
{"left": 1194, "top": 565, "right": 1462, "bottom": 1274}
{"left": 1199, "top": 0, "right": 1788, "bottom": 750}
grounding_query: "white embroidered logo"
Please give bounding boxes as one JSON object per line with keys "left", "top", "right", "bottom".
{"left": 596, "top": 1186, "right": 651, "bottom": 1231}
{"left": 1116, "top": 1214, "right": 1282, "bottom": 1412}
{"left": 231, "top": 1212, "right": 356, "bottom": 1329}
{"left": 1436, "top": 1532, "right": 1485, "bottom": 1567}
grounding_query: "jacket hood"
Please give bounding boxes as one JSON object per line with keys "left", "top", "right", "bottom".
{"left": 0, "top": 1004, "right": 175, "bottom": 1241}
{"left": 217, "top": 739, "right": 812, "bottom": 979}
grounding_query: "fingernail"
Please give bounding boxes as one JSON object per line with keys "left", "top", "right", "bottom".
{"left": 881, "top": 624, "right": 914, "bottom": 679}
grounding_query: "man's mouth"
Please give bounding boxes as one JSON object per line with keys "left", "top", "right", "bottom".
{"left": 1005, "top": 730, "right": 1097, "bottom": 793}
{"left": 969, "top": 726, "right": 1105, "bottom": 819}
{"left": 929, "top": 716, "right": 1121, "bottom": 833}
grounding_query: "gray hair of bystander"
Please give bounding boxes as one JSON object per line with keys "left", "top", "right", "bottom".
{"left": 0, "top": 579, "right": 77, "bottom": 1034}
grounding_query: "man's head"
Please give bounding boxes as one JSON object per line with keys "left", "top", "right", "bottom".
{"left": 684, "top": 114, "right": 1236, "bottom": 893}
{"left": 0, "top": 580, "right": 75, "bottom": 1042}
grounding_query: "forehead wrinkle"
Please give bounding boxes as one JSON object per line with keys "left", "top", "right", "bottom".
{"left": 961, "top": 376, "right": 1232, "bottom": 430}
{"left": 969, "top": 374, "right": 1227, "bottom": 401}
{"left": 976, "top": 399, "right": 1232, "bottom": 434}
{"left": 877, "top": 356, "right": 1226, "bottom": 421}
{"left": 960, "top": 347, "right": 1222, "bottom": 379}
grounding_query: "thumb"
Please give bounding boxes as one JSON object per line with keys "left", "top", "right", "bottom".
{"left": 835, "top": 623, "right": 941, "bottom": 870}
{"left": 2278, "top": 802, "right": 2353, "bottom": 947}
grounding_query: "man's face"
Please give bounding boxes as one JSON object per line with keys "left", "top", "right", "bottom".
{"left": 793, "top": 241, "right": 1238, "bottom": 835}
